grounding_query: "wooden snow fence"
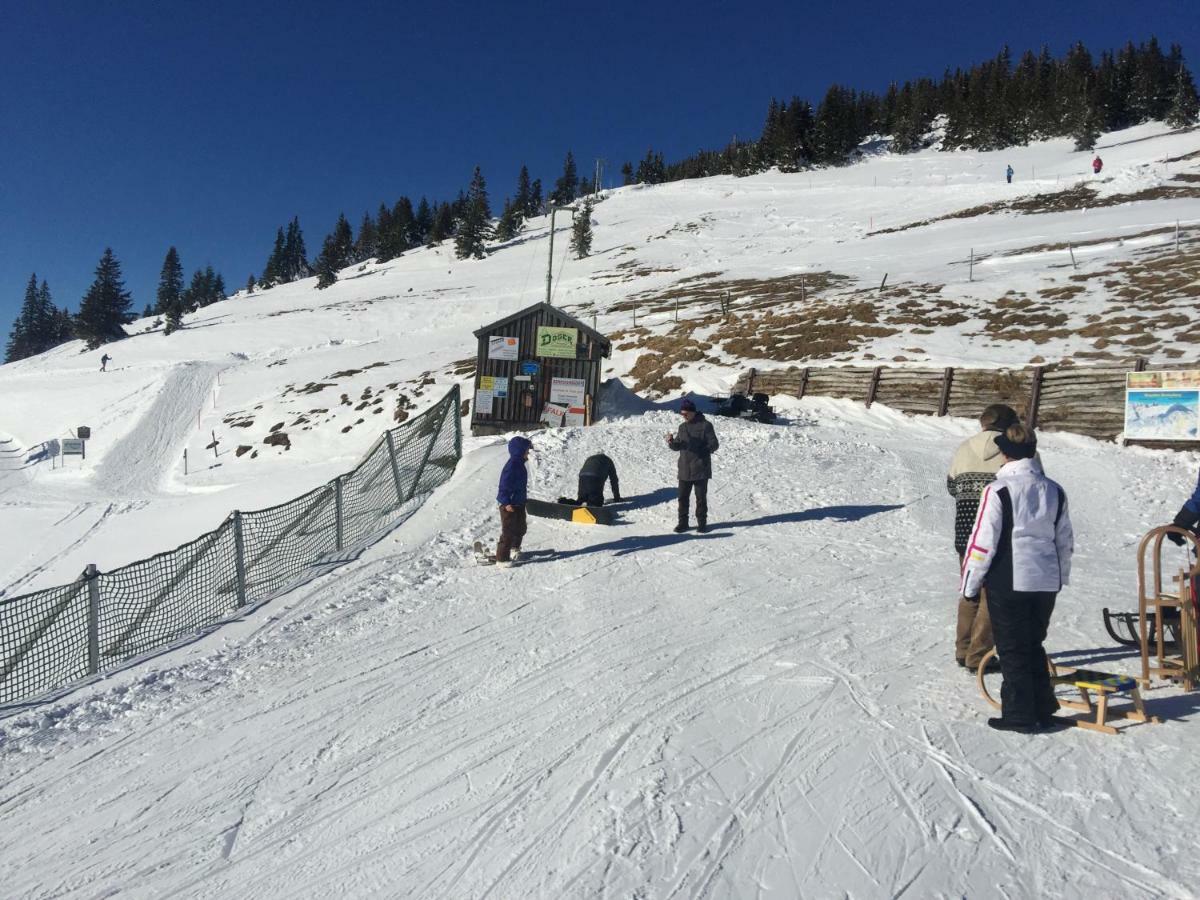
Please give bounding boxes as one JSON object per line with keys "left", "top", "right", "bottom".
{"left": 732, "top": 359, "right": 1199, "bottom": 443}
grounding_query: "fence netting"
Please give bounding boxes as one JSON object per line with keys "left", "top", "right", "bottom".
{"left": 0, "top": 386, "right": 461, "bottom": 705}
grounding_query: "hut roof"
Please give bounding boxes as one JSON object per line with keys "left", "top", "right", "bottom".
{"left": 474, "top": 302, "right": 611, "bottom": 357}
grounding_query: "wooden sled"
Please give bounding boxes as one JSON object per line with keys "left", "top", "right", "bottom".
{"left": 1136, "top": 525, "right": 1200, "bottom": 691}
{"left": 977, "top": 649, "right": 1161, "bottom": 735}
{"left": 525, "top": 497, "right": 613, "bottom": 526}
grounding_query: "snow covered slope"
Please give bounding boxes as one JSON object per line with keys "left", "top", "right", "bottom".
{"left": 1, "top": 401, "right": 1197, "bottom": 898}
{"left": 2, "top": 123, "right": 1199, "bottom": 592}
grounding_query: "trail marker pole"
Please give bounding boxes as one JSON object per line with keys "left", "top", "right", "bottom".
{"left": 879, "top": 273, "right": 888, "bottom": 292}
{"left": 969, "top": 248, "right": 974, "bottom": 282}
{"left": 674, "top": 299, "right": 679, "bottom": 323}
{"left": 1068, "top": 243, "right": 1078, "bottom": 270}
{"left": 1176, "top": 220, "right": 1180, "bottom": 252}
{"left": 211, "top": 430, "right": 219, "bottom": 458}
{"left": 184, "top": 448, "right": 188, "bottom": 476}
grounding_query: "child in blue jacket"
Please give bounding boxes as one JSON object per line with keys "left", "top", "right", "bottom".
{"left": 1167, "top": 468, "right": 1200, "bottom": 546}
{"left": 495, "top": 436, "right": 533, "bottom": 567}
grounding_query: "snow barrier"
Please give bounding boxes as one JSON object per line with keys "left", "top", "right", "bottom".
{"left": 0, "top": 386, "right": 462, "bottom": 706}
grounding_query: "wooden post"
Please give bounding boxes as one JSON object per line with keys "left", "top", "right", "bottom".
{"left": 879, "top": 273, "right": 888, "bottom": 292}
{"left": 1068, "top": 243, "right": 1078, "bottom": 270}
{"left": 969, "top": 248, "right": 974, "bottom": 282}
{"left": 798, "top": 367, "right": 810, "bottom": 399}
{"left": 938, "top": 367, "right": 954, "bottom": 417}
{"left": 866, "top": 366, "right": 883, "bottom": 408}
{"left": 1134, "top": 357, "right": 1148, "bottom": 372}
{"left": 86, "top": 564, "right": 100, "bottom": 675}
{"left": 211, "top": 429, "right": 219, "bottom": 458}
{"left": 746, "top": 368, "right": 757, "bottom": 396}
{"left": 633, "top": 307, "right": 637, "bottom": 328}
{"left": 232, "top": 512, "right": 247, "bottom": 608}
{"left": 800, "top": 274, "right": 806, "bottom": 304}
{"left": 1028, "top": 366, "right": 1045, "bottom": 429}
{"left": 674, "top": 299, "right": 679, "bottom": 323}
{"left": 183, "top": 448, "right": 188, "bottom": 476}
{"left": 1176, "top": 220, "right": 1180, "bottom": 252}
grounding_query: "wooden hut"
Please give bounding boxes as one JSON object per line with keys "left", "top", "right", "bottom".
{"left": 470, "top": 302, "right": 611, "bottom": 436}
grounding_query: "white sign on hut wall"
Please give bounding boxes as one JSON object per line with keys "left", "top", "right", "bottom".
{"left": 488, "top": 336, "right": 519, "bottom": 360}
{"left": 549, "top": 377, "right": 586, "bottom": 407}
{"left": 475, "top": 389, "right": 494, "bottom": 415}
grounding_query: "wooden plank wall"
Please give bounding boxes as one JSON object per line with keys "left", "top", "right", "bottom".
{"left": 732, "top": 360, "right": 1198, "bottom": 442}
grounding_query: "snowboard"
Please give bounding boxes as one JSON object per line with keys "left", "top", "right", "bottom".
{"left": 525, "top": 497, "right": 614, "bottom": 525}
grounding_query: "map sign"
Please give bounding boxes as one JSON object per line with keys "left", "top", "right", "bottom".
{"left": 1125, "top": 370, "right": 1200, "bottom": 441}
{"left": 488, "top": 336, "right": 519, "bottom": 360}
{"left": 536, "top": 326, "right": 577, "bottom": 359}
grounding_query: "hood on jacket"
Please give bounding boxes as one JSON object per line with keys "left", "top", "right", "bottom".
{"left": 508, "top": 436, "right": 533, "bottom": 458}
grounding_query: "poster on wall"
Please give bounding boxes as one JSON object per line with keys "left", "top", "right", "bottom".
{"left": 479, "top": 375, "right": 509, "bottom": 398}
{"left": 1124, "top": 370, "right": 1200, "bottom": 441}
{"left": 536, "top": 326, "right": 577, "bottom": 358}
{"left": 549, "top": 377, "right": 586, "bottom": 407}
{"left": 488, "top": 336, "right": 519, "bottom": 360}
{"left": 475, "top": 389, "right": 494, "bottom": 415}
{"left": 564, "top": 407, "right": 586, "bottom": 426}
{"left": 540, "top": 403, "right": 568, "bottom": 426}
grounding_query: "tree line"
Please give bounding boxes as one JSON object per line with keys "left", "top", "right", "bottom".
{"left": 621, "top": 38, "right": 1199, "bottom": 183}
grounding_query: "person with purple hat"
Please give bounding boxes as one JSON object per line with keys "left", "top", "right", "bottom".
{"left": 665, "top": 397, "right": 719, "bottom": 533}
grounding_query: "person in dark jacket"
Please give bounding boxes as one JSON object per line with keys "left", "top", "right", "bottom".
{"left": 1167, "top": 468, "right": 1200, "bottom": 547}
{"left": 575, "top": 453, "right": 620, "bottom": 506}
{"left": 665, "top": 398, "right": 719, "bottom": 533}
{"left": 1006, "top": 164, "right": 1014, "bottom": 184}
{"left": 495, "top": 436, "right": 532, "bottom": 568}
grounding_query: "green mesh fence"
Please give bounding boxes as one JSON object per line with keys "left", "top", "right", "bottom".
{"left": 0, "top": 386, "right": 461, "bottom": 705}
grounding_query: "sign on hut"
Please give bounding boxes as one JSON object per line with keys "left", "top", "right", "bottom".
{"left": 470, "top": 302, "right": 611, "bottom": 436}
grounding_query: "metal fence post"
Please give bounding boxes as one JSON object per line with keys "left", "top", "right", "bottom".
{"left": 232, "top": 512, "right": 247, "bottom": 608}
{"left": 334, "top": 476, "right": 344, "bottom": 551}
{"left": 451, "top": 384, "right": 463, "bottom": 460}
{"left": 384, "top": 430, "right": 406, "bottom": 502}
{"left": 86, "top": 564, "right": 100, "bottom": 675}
{"left": 866, "top": 366, "right": 883, "bottom": 408}
{"left": 1028, "top": 366, "right": 1045, "bottom": 430}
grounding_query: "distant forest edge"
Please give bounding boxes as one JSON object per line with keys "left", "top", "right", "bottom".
{"left": 6, "top": 38, "right": 1199, "bottom": 363}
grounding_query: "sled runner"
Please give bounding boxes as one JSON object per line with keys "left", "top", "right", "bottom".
{"left": 977, "top": 649, "right": 1161, "bottom": 735}
{"left": 526, "top": 497, "right": 613, "bottom": 525}
{"left": 1102, "top": 607, "right": 1179, "bottom": 650}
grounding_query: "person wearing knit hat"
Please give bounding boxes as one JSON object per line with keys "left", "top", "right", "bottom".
{"left": 665, "top": 397, "right": 719, "bottom": 533}
{"left": 960, "top": 424, "right": 1075, "bottom": 733}
{"left": 946, "top": 404, "right": 1021, "bottom": 673}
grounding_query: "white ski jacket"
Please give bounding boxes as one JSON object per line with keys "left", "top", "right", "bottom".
{"left": 960, "top": 457, "right": 1074, "bottom": 598}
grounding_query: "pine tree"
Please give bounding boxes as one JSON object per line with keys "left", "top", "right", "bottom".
{"left": 355, "top": 211, "right": 378, "bottom": 262}
{"left": 142, "top": 304, "right": 154, "bottom": 319}
{"left": 332, "top": 213, "right": 354, "bottom": 265}
{"left": 245, "top": 274, "right": 256, "bottom": 295}
{"left": 494, "top": 197, "right": 521, "bottom": 242}
{"left": 261, "top": 227, "right": 285, "bottom": 287}
{"left": 282, "top": 217, "right": 310, "bottom": 282}
{"left": 570, "top": 198, "right": 594, "bottom": 258}
{"left": 454, "top": 166, "right": 493, "bottom": 260}
{"left": 392, "top": 197, "right": 417, "bottom": 252}
{"left": 213, "top": 271, "right": 227, "bottom": 304}
{"left": 54, "top": 306, "right": 74, "bottom": 344}
{"left": 1072, "top": 92, "right": 1103, "bottom": 151}
{"left": 75, "top": 249, "right": 132, "bottom": 349}
{"left": 621, "top": 162, "right": 634, "bottom": 185}
{"left": 552, "top": 151, "right": 577, "bottom": 205}
{"left": 529, "top": 179, "right": 543, "bottom": 215}
{"left": 515, "top": 165, "right": 533, "bottom": 218}
{"left": 415, "top": 197, "right": 433, "bottom": 242}
{"left": 1166, "top": 63, "right": 1200, "bottom": 127}
{"left": 427, "top": 203, "right": 453, "bottom": 246}
{"left": 156, "top": 246, "right": 185, "bottom": 336}
{"left": 314, "top": 235, "right": 339, "bottom": 289}
{"left": 5, "top": 274, "right": 40, "bottom": 362}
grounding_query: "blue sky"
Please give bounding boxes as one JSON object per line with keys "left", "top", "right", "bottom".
{"left": 2, "top": 0, "right": 1197, "bottom": 344}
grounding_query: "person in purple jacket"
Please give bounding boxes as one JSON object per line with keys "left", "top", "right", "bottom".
{"left": 495, "top": 436, "right": 533, "bottom": 568}
{"left": 1167, "top": 468, "right": 1200, "bottom": 547}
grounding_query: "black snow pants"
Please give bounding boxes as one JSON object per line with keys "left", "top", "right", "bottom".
{"left": 678, "top": 479, "right": 709, "bottom": 526}
{"left": 987, "top": 585, "right": 1059, "bottom": 725}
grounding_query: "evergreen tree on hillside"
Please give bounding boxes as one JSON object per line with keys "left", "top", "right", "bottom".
{"left": 332, "top": 213, "right": 354, "bottom": 264}
{"left": 621, "top": 162, "right": 634, "bottom": 185}
{"left": 76, "top": 248, "right": 132, "bottom": 349}
{"left": 5, "top": 274, "right": 45, "bottom": 362}
{"left": 54, "top": 305, "right": 74, "bottom": 344}
{"left": 570, "top": 198, "right": 594, "bottom": 259}
{"left": 494, "top": 197, "right": 521, "bottom": 242}
{"left": 156, "top": 246, "right": 186, "bottom": 334}
{"left": 529, "top": 179, "right": 543, "bottom": 215}
{"left": 315, "top": 235, "right": 339, "bottom": 289}
{"left": 427, "top": 203, "right": 453, "bottom": 246}
{"left": 245, "top": 274, "right": 256, "bottom": 295}
{"left": 355, "top": 211, "right": 378, "bottom": 262}
{"left": 392, "top": 197, "right": 417, "bottom": 252}
{"left": 414, "top": 197, "right": 433, "bottom": 242}
{"left": 552, "top": 151, "right": 577, "bottom": 205}
{"left": 454, "top": 167, "right": 492, "bottom": 259}
{"left": 1167, "top": 62, "right": 1200, "bottom": 127}
{"left": 260, "top": 227, "right": 285, "bottom": 287}
{"left": 1071, "top": 86, "right": 1103, "bottom": 150}
{"left": 282, "top": 217, "right": 310, "bottom": 282}
{"left": 515, "top": 165, "right": 533, "bottom": 218}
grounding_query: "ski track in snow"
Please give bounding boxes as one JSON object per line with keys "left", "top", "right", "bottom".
{"left": 1, "top": 406, "right": 1198, "bottom": 899}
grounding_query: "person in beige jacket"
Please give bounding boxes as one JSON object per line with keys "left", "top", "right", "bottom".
{"left": 946, "top": 403, "right": 1019, "bottom": 672}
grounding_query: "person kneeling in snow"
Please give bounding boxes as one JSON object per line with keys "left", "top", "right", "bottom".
{"left": 559, "top": 453, "right": 621, "bottom": 507}
{"left": 495, "top": 436, "right": 532, "bottom": 568}
{"left": 960, "top": 424, "right": 1074, "bottom": 734}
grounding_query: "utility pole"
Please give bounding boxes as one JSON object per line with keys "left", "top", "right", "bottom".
{"left": 546, "top": 204, "right": 576, "bottom": 304}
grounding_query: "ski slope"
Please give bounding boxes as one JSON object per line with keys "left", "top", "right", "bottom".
{"left": 1, "top": 399, "right": 1198, "bottom": 898}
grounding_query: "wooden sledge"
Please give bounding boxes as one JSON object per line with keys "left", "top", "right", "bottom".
{"left": 977, "top": 649, "right": 1161, "bottom": 735}
{"left": 1136, "top": 525, "right": 1200, "bottom": 691}
{"left": 525, "top": 497, "right": 614, "bottom": 526}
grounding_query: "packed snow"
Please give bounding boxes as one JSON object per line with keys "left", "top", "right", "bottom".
{"left": 2, "top": 123, "right": 1200, "bottom": 898}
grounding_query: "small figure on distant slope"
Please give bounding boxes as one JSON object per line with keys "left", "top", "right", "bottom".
{"left": 1006, "top": 164, "right": 1014, "bottom": 184}
{"left": 100, "top": 353, "right": 111, "bottom": 372}
{"left": 1092, "top": 155, "right": 1103, "bottom": 175}
{"left": 666, "top": 398, "right": 718, "bottom": 533}
{"left": 495, "top": 436, "right": 532, "bottom": 568}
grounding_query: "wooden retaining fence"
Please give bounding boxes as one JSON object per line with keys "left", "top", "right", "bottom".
{"left": 732, "top": 359, "right": 1196, "bottom": 443}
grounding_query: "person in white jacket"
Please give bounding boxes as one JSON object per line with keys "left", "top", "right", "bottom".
{"left": 960, "top": 424, "right": 1074, "bottom": 734}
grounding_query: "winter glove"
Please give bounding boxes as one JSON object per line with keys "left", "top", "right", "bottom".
{"left": 1168, "top": 507, "right": 1198, "bottom": 546}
